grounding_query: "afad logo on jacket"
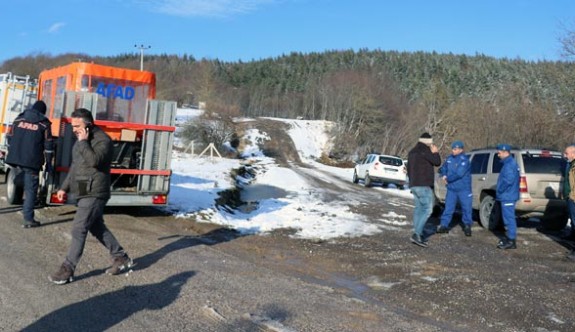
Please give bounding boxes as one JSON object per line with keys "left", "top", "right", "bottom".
{"left": 17, "top": 121, "right": 40, "bottom": 131}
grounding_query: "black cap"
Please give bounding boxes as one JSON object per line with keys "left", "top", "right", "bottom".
{"left": 420, "top": 132, "right": 432, "bottom": 139}
{"left": 32, "top": 100, "right": 47, "bottom": 115}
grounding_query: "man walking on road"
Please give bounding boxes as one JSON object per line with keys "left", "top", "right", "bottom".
{"left": 407, "top": 132, "right": 441, "bottom": 247}
{"left": 6, "top": 100, "right": 54, "bottom": 228}
{"left": 494, "top": 144, "right": 520, "bottom": 249}
{"left": 49, "top": 108, "right": 132, "bottom": 285}
{"left": 436, "top": 140, "right": 473, "bottom": 236}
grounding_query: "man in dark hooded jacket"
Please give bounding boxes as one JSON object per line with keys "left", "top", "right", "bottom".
{"left": 407, "top": 132, "right": 441, "bottom": 247}
{"left": 6, "top": 100, "right": 54, "bottom": 228}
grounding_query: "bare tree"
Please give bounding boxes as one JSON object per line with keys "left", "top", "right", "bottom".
{"left": 559, "top": 20, "right": 575, "bottom": 60}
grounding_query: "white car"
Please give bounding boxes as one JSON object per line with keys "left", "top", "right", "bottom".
{"left": 352, "top": 154, "right": 408, "bottom": 189}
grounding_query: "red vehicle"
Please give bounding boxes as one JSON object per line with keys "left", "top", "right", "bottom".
{"left": 3, "top": 62, "right": 177, "bottom": 206}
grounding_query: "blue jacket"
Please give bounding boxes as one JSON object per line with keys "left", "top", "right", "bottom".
{"left": 6, "top": 108, "right": 54, "bottom": 171}
{"left": 439, "top": 153, "right": 471, "bottom": 192}
{"left": 496, "top": 156, "right": 520, "bottom": 202}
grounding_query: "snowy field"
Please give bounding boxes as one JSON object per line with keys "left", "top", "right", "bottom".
{"left": 168, "top": 109, "right": 413, "bottom": 240}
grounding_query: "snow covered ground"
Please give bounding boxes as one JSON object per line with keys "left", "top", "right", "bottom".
{"left": 168, "top": 108, "right": 413, "bottom": 240}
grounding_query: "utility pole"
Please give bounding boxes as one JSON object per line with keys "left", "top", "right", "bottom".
{"left": 134, "top": 44, "right": 151, "bottom": 71}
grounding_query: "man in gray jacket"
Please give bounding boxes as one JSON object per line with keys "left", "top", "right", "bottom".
{"left": 49, "top": 108, "right": 132, "bottom": 285}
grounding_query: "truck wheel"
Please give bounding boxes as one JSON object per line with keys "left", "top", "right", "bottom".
{"left": 352, "top": 170, "right": 359, "bottom": 184}
{"left": 541, "top": 214, "right": 569, "bottom": 232}
{"left": 6, "top": 169, "right": 24, "bottom": 205}
{"left": 479, "top": 195, "right": 495, "bottom": 229}
{"left": 364, "top": 174, "right": 372, "bottom": 187}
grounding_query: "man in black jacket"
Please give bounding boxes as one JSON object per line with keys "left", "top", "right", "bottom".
{"left": 407, "top": 132, "right": 441, "bottom": 247}
{"left": 6, "top": 100, "right": 54, "bottom": 228}
{"left": 49, "top": 108, "right": 132, "bottom": 285}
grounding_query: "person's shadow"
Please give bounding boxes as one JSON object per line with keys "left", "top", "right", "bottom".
{"left": 74, "top": 227, "right": 242, "bottom": 281}
{"left": 21, "top": 271, "right": 195, "bottom": 332}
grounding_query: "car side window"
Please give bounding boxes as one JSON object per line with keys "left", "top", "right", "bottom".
{"left": 492, "top": 154, "right": 503, "bottom": 173}
{"left": 492, "top": 153, "right": 516, "bottom": 174}
{"left": 470, "top": 153, "right": 489, "bottom": 174}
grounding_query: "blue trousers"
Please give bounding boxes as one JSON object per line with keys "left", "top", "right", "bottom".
{"left": 440, "top": 189, "right": 473, "bottom": 227}
{"left": 23, "top": 167, "right": 40, "bottom": 222}
{"left": 411, "top": 186, "right": 434, "bottom": 237}
{"left": 500, "top": 200, "right": 517, "bottom": 240}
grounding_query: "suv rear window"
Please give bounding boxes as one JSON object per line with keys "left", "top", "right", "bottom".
{"left": 378, "top": 156, "right": 402, "bottom": 166}
{"left": 522, "top": 153, "right": 565, "bottom": 174}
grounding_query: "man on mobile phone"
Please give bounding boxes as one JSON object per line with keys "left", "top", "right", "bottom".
{"left": 49, "top": 108, "right": 132, "bottom": 285}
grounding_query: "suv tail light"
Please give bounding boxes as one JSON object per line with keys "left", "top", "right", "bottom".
{"left": 519, "top": 176, "right": 528, "bottom": 193}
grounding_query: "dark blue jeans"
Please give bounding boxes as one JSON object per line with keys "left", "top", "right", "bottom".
{"left": 22, "top": 167, "right": 40, "bottom": 222}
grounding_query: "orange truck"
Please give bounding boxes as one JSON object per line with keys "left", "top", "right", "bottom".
{"left": 0, "top": 62, "right": 176, "bottom": 206}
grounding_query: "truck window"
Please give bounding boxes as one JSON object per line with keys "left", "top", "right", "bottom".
{"left": 81, "top": 75, "right": 150, "bottom": 124}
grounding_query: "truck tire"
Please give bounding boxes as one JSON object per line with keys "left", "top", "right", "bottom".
{"left": 6, "top": 169, "right": 24, "bottom": 205}
{"left": 479, "top": 195, "right": 495, "bottom": 229}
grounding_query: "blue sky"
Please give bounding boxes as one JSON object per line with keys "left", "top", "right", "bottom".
{"left": 3, "top": 0, "right": 574, "bottom": 64}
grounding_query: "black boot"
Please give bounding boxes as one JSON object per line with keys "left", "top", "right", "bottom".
{"left": 497, "top": 238, "right": 516, "bottom": 249}
{"left": 463, "top": 225, "right": 472, "bottom": 237}
{"left": 436, "top": 225, "right": 449, "bottom": 234}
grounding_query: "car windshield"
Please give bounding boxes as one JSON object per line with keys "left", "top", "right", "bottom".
{"left": 521, "top": 153, "right": 565, "bottom": 174}
{"left": 379, "top": 156, "right": 402, "bottom": 166}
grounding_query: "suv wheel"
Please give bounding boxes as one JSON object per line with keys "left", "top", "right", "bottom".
{"left": 479, "top": 195, "right": 495, "bottom": 229}
{"left": 365, "top": 174, "right": 372, "bottom": 187}
{"left": 352, "top": 170, "right": 359, "bottom": 184}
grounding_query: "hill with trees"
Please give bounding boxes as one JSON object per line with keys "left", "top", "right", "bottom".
{"left": 2, "top": 49, "right": 574, "bottom": 159}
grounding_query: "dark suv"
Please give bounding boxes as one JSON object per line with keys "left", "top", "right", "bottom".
{"left": 435, "top": 148, "right": 568, "bottom": 231}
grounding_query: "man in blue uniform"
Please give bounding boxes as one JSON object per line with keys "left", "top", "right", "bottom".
{"left": 436, "top": 140, "right": 473, "bottom": 236}
{"left": 495, "top": 144, "right": 520, "bottom": 249}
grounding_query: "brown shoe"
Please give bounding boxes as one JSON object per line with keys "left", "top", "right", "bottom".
{"left": 49, "top": 264, "right": 74, "bottom": 285}
{"left": 106, "top": 254, "right": 134, "bottom": 275}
